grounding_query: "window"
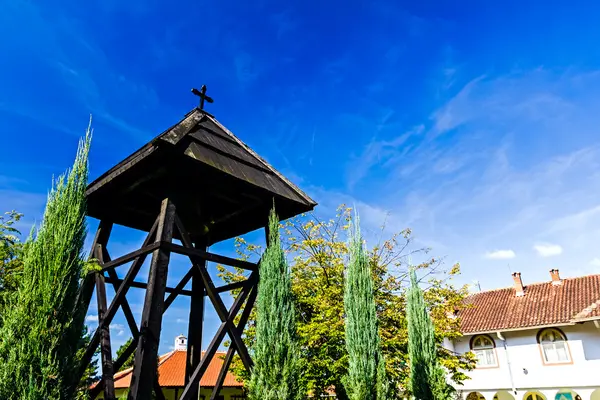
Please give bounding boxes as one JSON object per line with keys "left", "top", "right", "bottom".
{"left": 525, "top": 394, "right": 545, "bottom": 400}
{"left": 538, "top": 328, "right": 570, "bottom": 364}
{"left": 470, "top": 335, "right": 497, "bottom": 367}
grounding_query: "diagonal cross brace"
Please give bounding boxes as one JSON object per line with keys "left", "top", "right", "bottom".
{"left": 209, "top": 283, "right": 258, "bottom": 400}
{"left": 76, "top": 217, "right": 158, "bottom": 391}
{"left": 179, "top": 277, "right": 256, "bottom": 400}
{"left": 174, "top": 215, "right": 254, "bottom": 372}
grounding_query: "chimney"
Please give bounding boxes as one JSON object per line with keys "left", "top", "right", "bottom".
{"left": 512, "top": 272, "right": 524, "bottom": 297}
{"left": 174, "top": 334, "right": 187, "bottom": 351}
{"left": 550, "top": 269, "right": 562, "bottom": 285}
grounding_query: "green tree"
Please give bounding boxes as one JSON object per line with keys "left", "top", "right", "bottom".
{"left": 0, "top": 210, "right": 24, "bottom": 313}
{"left": 219, "top": 206, "right": 474, "bottom": 399}
{"left": 0, "top": 129, "right": 93, "bottom": 399}
{"left": 343, "top": 218, "right": 383, "bottom": 400}
{"left": 407, "top": 268, "right": 450, "bottom": 400}
{"left": 116, "top": 338, "right": 136, "bottom": 371}
{"left": 247, "top": 208, "right": 301, "bottom": 400}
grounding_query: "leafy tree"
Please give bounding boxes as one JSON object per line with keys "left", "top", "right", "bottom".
{"left": 116, "top": 338, "right": 136, "bottom": 371}
{"left": 0, "top": 129, "right": 93, "bottom": 399}
{"left": 247, "top": 208, "right": 301, "bottom": 400}
{"left": 219, "top": 206, "right": 474, "bottom": 399}
{"left": 343, "top": 218, "right": 383, "bottom": 400}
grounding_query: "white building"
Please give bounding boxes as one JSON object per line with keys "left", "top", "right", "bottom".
{"left": 448, "top": 270, "right": 600, "bottom": 400}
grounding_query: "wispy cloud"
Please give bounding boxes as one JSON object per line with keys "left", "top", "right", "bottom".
{"left": 533, "top": 243, "right": 563, "bottom": 257}
{"left": 341, "top": 68, "right": 600, "bottom": 287}
{"left": 485, "top": 250, "right": 516, "bottom": 260}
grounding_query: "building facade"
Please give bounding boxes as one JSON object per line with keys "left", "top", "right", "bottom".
{"left": 448, "top": 270, "right": 600, "bottom": 400}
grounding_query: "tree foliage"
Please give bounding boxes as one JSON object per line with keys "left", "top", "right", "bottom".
{"left": 116, "top": 338, "right": 136, "bottom": 371}
{"left": 248, "top": 208, "right": 301, "bottom": 400}
{"left": 407, "top": 268, "right": 449, "bottom": 399}
{"left": 0, "top": 129, "right": 94, "bottom": 399}
{"left": 0, "top": 210, "right": 24, "bottom": 312}
{"left": 219, "top": 205, "right": 474, "bottom": 399}
{"left": 343, "top": 218, "right": 384, "bottom": 399}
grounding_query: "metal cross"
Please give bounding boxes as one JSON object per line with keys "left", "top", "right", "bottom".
{"left": 191, "top": 85, "right": 214, "bottom": 110}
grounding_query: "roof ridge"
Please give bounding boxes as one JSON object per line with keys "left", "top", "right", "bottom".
{"left": 467, "top": 273, "right": 600, "bottom": 297}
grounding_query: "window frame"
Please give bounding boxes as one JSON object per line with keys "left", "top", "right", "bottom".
{"left": 536, "top": 327, "right": 572, "bottom": 365}
{"left": 469, "top": 334, "right": 499, "bottom": 369}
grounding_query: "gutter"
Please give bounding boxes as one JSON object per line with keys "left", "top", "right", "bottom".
{"left": 496, "top": 331, "right": 517, "bottom": 396}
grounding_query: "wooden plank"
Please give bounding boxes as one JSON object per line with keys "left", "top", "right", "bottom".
{"left": 161, "top": 241, "right": 257, "bottom": 271}
{"left": 173, "top": 215, "right": 254, "bottom": 373}
{"left": 128, "top": 198, "right": 176, "bottom": 400}
{"left": 185, "top": 242, "right": 206, "bottom": 400}
{"left": 96, "top": 273, "right": 116, "bottom": 400}
{"left": 179, "top": 283, "right": 252, "bottom": 400}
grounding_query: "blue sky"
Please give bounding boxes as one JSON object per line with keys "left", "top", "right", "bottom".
{"left": 2, "top": 0, "right": 600, "bottom": 354}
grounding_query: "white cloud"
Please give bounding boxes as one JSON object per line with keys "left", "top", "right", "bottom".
{"left": 110, "top": 324, "right": 125, "bottom": 337}
{"left": 590, "top": 258, "right": 600, "bottom": 267}
{"left": 85, "top": 315, "right": 98, "bottom": 322}
{"left": 533, "top": 243, "right": 563, "bottom": 257}
{"left": 176, "top": 318, "right": 186, "bottom": 324}
{"left": 484, "top": 250, "right": 516, "bottom": 260}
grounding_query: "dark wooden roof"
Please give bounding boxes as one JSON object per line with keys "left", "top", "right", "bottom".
{"left": 86, "top": 108, "right": 317, "bottom": 245}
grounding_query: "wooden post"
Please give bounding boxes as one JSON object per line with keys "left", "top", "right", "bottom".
{"left": 128, "top": 198, "right": 176, "bottom": 400}
{"left": 185, "top": 241, "right": 207, "bottom": 400}
{"left": 96, "top": 272, "right": 116, "bottom": 400}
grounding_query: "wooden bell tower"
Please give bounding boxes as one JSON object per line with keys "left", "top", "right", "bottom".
{"left": 77, "top": 92, "right": 316, "bottom": 400}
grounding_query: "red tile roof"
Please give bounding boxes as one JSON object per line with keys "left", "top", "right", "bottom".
{"left": 94, "top": 350, "right": 243, "bottom": 389}
{"left": 459, "top": 274, "right": 600, "bottom": 334}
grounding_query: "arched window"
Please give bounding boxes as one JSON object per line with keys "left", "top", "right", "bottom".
{"left": 538, "top": 328, "right": 570, "bottom": 364}
{"left": 470, "top": 335, "right": 497, "bottom": 367}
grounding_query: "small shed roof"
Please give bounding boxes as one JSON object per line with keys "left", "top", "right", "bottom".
{"left": 86, "top": 108, "right": 316, "bottom": 244}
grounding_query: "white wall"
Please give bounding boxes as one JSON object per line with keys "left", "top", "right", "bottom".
{"left": 454, "top": 321, "right": 600, "bottom": 393}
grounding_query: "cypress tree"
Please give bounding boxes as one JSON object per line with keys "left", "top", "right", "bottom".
{"left": 248, "top": 207, "right": 301, "bottom": 400}
{"left": 0, "top": 129, "right": 92, "bottom": 399}
{"left": 343, "top": 217, "right": 384, "bottom": 400}
{"left": 407, "top": 267, "right": 447, "bottom": 400}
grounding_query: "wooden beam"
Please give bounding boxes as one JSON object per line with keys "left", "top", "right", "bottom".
{"left": 96, "top": 272, "right": 116, "bottom": 400}
{"left": 101, "top": 242, "right": 161, "bottom": 271}
{"left": 161, "top": 241, "right": 258, "bottom": 271}
{"left": 164, "top": 267, "right": 195, "bottom": 309}
{"left": 105, "top": 276, "right": 194, "bottom": 297}
{"left": 179, "top": 282, "right": 253, "bottom": 400}
{"left": 185, "top": 241, "right": 207, "bottom": 400}
{"left": 128, "top": 198, "right": 176, "bottom": 400}
{"left": 209, "top": 285, "right": 258, "bottom": 400}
